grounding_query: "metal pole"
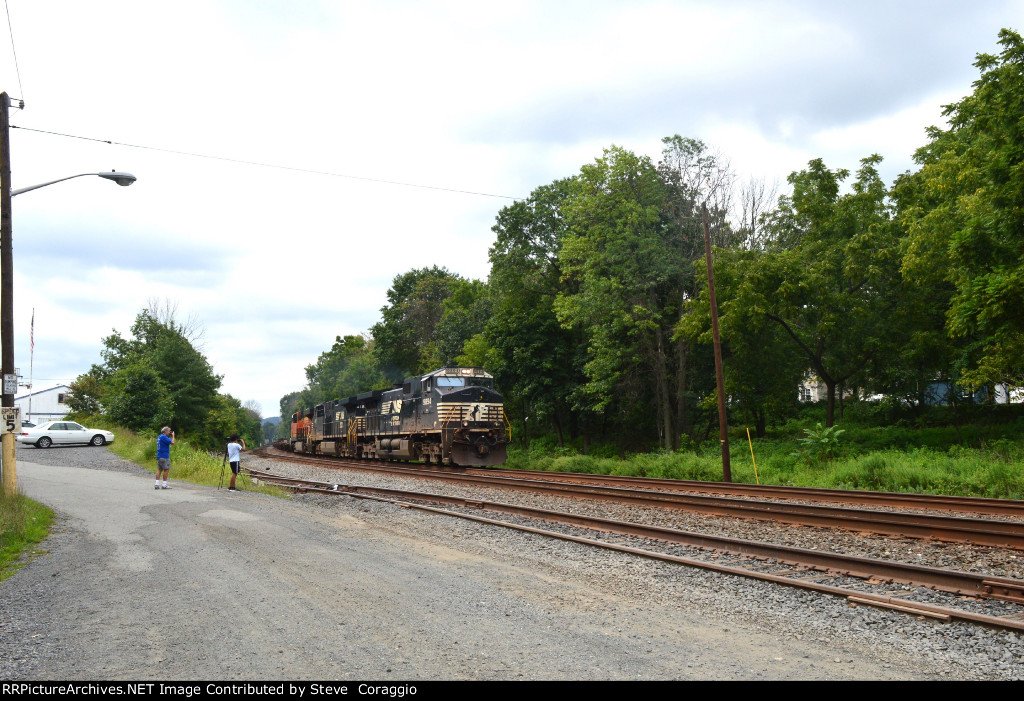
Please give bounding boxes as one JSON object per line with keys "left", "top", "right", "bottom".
{"left": 1, "top": 92, "right": 16, "bottom": 495}
{"left": 702, "top": 203, "right": 731, "bottom": 482}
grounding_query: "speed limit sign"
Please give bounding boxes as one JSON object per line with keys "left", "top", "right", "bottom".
{"left": 2, "top": 407, "right": 20, "bottom": 434}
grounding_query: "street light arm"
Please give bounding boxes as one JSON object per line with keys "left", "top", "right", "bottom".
{"left": 12, "top": 171, "right": 137, "bottom": 197}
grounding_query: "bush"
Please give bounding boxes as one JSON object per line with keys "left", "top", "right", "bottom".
{"left": 790, "top": 423, "right": 845, "bottom": 463}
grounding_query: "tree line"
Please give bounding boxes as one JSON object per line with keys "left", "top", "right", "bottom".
{"left": 68, "top": 302, "right": 263, "bottom": 451}
{"left": 280, "top": 30, "right": 1024, "bottom": 452}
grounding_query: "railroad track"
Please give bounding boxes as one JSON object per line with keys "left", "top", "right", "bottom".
{"left": 245, "top": 467, "right": 1024, "bottom": 633}
{"left": 254, "top": 447, "right": 1024, "bottom": 550}
{"left": 259, "top": 446, "right": 1024, "bottom": 516}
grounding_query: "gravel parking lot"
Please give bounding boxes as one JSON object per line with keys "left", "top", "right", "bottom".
{"left": 2, "top": 444, "right": 1022, "bottom": 680}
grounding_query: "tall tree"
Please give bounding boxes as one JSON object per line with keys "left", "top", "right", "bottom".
{"left": 678, "top": 248, "right": 806, "bottom": 437}
{"left": 371, "top": 266, "right": 461, "bottom": 379}
{"left": 487, "top": 177, "right": 586, "bottom": 446}
{"left": 304, "top": 334, "right": 389, "bottom": 402}
{"left": 656, "top": 136, "right": 737, "bottom": 444}
{"left": 731, "top": 156, "right": 899, "bottom": 426}
{"left": 82, "top": 308, "right": 223, "bottom": 442}
{"left": 555, "top": 145, "right": 676, "bottom": 448}
{"left": 900, "top": 28, "right": 1024, "bottom": 387}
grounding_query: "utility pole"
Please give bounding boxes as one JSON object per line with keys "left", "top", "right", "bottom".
{"left": 1, "top": 91, "right": 16, "bottom": 496}
{"left": 702, "top": 203, "right": 731, "bottom": 482}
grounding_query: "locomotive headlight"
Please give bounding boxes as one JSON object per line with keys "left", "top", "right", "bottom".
{"left": 462, "top": 420, "right": 469, "bottom": 426}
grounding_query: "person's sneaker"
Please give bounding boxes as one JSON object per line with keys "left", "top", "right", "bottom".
{"left": 162, "top": 485, "right": 170, "bottom": 490}
{"left": 155, "top": 484, "right": 160, "bottom": 490}
{"left": 228, "top": 487, "right": 237, "bottom": 492}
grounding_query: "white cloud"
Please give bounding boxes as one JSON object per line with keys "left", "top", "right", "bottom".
{"left": 1, "top": 0, "right": 1020, "bottom": 417}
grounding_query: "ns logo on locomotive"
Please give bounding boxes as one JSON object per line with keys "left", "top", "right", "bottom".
{"left": 289, "top": 367, "right": 509, "bottom": 467}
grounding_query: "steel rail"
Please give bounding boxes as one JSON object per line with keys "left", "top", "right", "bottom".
{"left": 247, "top": 469, "right": 1024, "bottom": 603}
{"left": 247, "top": 468, "right": 1024, "bottom": 633}
{"left": 261, "top": 446, "right": 1024, "bottom": 517}
{"left": 254, "top": 449, "right": 1024, "bottom": 549}
{"left": 467, "top": 468, "right": 1024, "bottom": 517}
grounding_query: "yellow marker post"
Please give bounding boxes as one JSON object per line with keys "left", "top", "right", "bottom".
{"left": 746, "top": 427, "right": 759, "bottom": 485}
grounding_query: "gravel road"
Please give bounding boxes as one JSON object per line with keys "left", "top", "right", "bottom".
{"left": 1, "top": 445, "right": 1021, "bottom": 680}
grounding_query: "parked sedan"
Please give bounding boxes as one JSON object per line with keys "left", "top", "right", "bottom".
{"left": 17, "top": 421, "right": 115, "bottom": 448}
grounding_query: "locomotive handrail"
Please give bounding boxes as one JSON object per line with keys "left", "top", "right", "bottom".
{"left": 503, "top": 409, "right": 512, "bottom": 441}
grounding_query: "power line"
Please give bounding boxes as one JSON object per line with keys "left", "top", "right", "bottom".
{"left": 3, "top": 0, "right": 24, "bottom": 102}
{"left": 11, "top": 125, "right": 524, "bottom": 201}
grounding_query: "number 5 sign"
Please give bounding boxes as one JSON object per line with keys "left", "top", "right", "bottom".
{"left": 2, "top": 407, "right": 20, "bottom": 434}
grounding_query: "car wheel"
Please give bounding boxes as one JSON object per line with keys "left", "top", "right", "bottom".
{"left": 90, "top": 435, "right": 106, "bottom": 446}
{"left": 36, "top": 436, "right": 52, "bottom": 448}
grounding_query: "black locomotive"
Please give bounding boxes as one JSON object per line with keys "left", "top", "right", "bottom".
{"left": 289, "top": 367, "right": 508, "bottom": 467}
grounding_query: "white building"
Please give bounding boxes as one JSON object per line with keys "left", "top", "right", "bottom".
{"left": 15, "top": 384, "right": 70, "bottom": 424}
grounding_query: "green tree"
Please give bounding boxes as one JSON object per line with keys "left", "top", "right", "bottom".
{"left": 486, "top": 177, "right": 587, "bottom": 446}
{"left": 554, "top": 146, "right": 670, "bottom": 447}
{"left": 553, "top": 141, "right": 733, "bottom": 450}
{"left": 679, "top": 248, "right": 805, "bottom": 437}
{"left": 304, "top": 334, "right": 389, "bottom": 402}
{"left": 900, "top": 28, "right": 1024, "bottom": 387}
{"left": 731, "top": 156, "right": 899, "bottom": 426}
{"left": 202, "top": 394, "right": 263, "bottom": 450}
{"left": 66, "top": 366, "right": 105, "bottom": 415}
{"left": 82, "top": 306, "right": 224, "bottom": 446}
{"left": 656, "top": 136, "right": 737, "bottom": 442}
{"left": 102, "top": 360, "right": 174, "bottom": 431}
{"left": 371, "top": 267, "right": 461, "bottom": 379}
{"left": 431, "top": 279, "right": 491, "bottom": 369}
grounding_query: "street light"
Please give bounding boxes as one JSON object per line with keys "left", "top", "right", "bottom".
{"left": 12, "top": 171, "right": 137, "bottom": 197}
{"left": 0, "top": 91, "right": 136, "bottom": 495}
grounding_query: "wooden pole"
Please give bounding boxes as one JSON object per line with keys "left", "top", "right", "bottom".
{"left": 702, "top": 203, "right": 731, "bottom": 482}
{"left": 1, "top": 91, "right": 17, "bottom": 495}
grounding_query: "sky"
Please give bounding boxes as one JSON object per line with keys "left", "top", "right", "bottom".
{"left": 1, "top": 0, "right": 1021, "bottom": 422}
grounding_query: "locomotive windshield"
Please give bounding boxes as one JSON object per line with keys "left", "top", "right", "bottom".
{"left": 435, "top": 376, "right": 494, "bottom": 388}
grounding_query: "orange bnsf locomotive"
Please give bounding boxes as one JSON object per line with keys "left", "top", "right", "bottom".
{"left": 289, "top": 367, "right": 509, "bottom": 467}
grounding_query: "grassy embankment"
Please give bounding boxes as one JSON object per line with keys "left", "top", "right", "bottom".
{"left": 91, "top": 420, "right": 285, "bottom": 496}
{"left": 0, "top": 490, "right": 54, "bottom": 581}
{"left": 506, "top": 404, "right": 1024, "bottom": 500}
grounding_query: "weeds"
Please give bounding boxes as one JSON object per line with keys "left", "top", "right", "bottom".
{"left": 0, "top": 490, "right": 54, "bottom": 581}
{"left": 791, "top": 423, "right": 845, "bottom": 463}
{"left": 106, "top": 424, "right": 284, "bottom": 496}
{"left": 507, "top": 412, "right": 1024, "bottom": 499}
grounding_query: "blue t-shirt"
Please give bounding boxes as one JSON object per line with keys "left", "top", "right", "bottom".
{"left": 157, "top": 433, "right": 173, "bottom": 459}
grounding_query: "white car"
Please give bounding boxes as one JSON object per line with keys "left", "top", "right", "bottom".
{"left": 17, "top": 421, "right": 115, "bottom": 448}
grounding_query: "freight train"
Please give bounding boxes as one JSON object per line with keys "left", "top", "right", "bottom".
{"left": 289, "top": 366, "right": 508, "bottom": 467}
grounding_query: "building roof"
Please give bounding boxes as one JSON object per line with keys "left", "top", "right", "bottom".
{"left": 14, "top": 384, "right": 70, "bottom": 401}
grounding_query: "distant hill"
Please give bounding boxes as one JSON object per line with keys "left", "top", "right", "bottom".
{"left": 262, "top": 416, "right": 282, "bottom": 426}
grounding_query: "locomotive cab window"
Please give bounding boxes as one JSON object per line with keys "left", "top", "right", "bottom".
{"left": 437, "top": 377, "right": 466, "bottom": 387}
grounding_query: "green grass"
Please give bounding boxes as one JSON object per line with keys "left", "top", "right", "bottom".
{"left": 506, "top": 409, "right": 1024, "bottom": 499}
{"left": 93, "top": 420, "right": 286, "bottom": 497}
{"left": 0, "top": 490, "right": 55, "bottom": 581}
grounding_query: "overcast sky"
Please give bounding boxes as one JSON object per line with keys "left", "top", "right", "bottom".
{"left": 1, "top": 0, "right": 1021, "bottom": 423}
